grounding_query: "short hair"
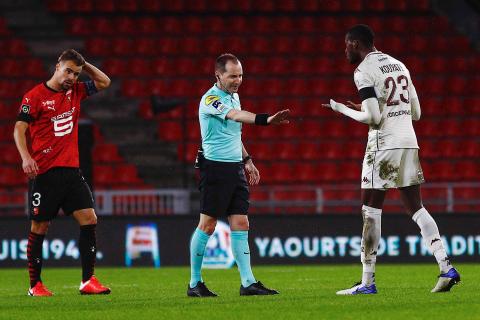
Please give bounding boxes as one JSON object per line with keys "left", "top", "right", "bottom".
{"left": 58, "top": 49, "right": 85, "bottom": 66}
{"left": 346, "top": 24, "right": 375, "bottom": 48}
{"left": 215, "top": 53, "right": 239, "bottom": 73}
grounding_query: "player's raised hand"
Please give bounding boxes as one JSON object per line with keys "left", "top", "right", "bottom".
{"left": 244, "top": 160, "right": 260, "bottom": 185}
{"left": 267, "top": 109, "right": 290, "bottom": 125}
{"left": 22, "top": 157, "right": 39, "bottom": 178}
{"left": 322, "top": 99, "right": 343, "bottom": 113}
{"left": 346, "top": 101, "right": 362, "bottom": 111}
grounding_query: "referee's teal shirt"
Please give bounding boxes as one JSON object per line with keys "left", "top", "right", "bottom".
{"left": 199, "top": 84, "right": 242, "bottom": 162}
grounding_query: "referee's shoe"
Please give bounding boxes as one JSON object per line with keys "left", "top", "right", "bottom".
{"left": 187, "top": 281, "right": 217, "bottom": 297}
{"left": 240, "top": 281, "right": 279, "bottom": 296}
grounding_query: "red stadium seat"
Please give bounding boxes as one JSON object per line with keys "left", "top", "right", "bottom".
{"left": 321, "top": 141, "right": 344, "bottom": 160}
{"left": 111, "top": 38, "right": 132, "bottom": 56}
{"left": 426, "top": 56, "right": 447, "bottom": 74}
{"left": 292, "top": 163, "right": 319, "bottom": 183}
{"left": 204, "top": 17, "right": 224, "bottom": 33}
{"left": 116, "top": 164, "right": 142, "bottom": 185}
{"left": 90, "top": 17, "right": 115, "bottom": 35}
{"left": 418, "top": 140, "right": 438, "bottom": 159}
{"left": 186, "top": 121, "right": 200, "bottom": 141}
{"left": 48, "top": 0, "right": 69, "bottom": 12}
{"left": 256, "top": 0, "right": 275, "bottom": 12}
{"left": 129, "top": 58, "right": 152, "bottom": 76}
{"left": 134, "top": 38, "right": 158, "bottom": 56}
{"left": 342, "top": 0, "right": 363, "bottom": 11}
{"left": 117, "top": 0, "right": 137, "bottom": 11}
{"left": 365, "top": 0, "right": 386, "bottom": 11}
{"left": 302, "top": 120, "right": 322, "bottom": 138}
{"left": 103, "top": 58, "right": 127, "bottom": 77}
{"left": 245, "top": 142, "right": 274, "bottom": 161}
{"left": 157, "top": 121, "right": 183, "bottom": 141}
{"left": 95, "top": 0, "right": 115, "bottom": 12}
{"left": 460, "top": 119, "right": 480, "bottom": 136}
{"left": 316, "top": 162, "right": 340, "bottom": 183}
{"left": 453, "top": 187, "right": 479, "bottom": 212}
{"left": 85, "top": 38, "right": 111, "bottom": 57}
{"left": 274, "top": 142, "right": 299, "bottom": 160}
{"left": 67, "top": 17, "right": 91, "bottom": 35}
{"left": 270, "top": 163, "right": 295, "bottom": 183}
{"left": 248, "top": 36, "right": 270, "bottom": 54}
{"left": 456, "top": 160, "right": 480, "bottom": 180}
{"left": 344, "top": 141, "right": 365, "bottom": 159}
{"left": 437, "top": 139, "right": 459, "bottom": 158}
{"left": 201, "top": 36, "right": 223, "bottom": 55}
{"left": 92, "top": 144, "right": 123, "bottom": 164}
{"left": 177, "top": 142, "right": 198, "bottom": 163}
{"left": 458, "top": 140, "right": 480, "bottom": 158}
{"left": 121, "top": 79, "right": 147, "bottom": 97}
{"left": 298, "top": 142, "right": 322, "bottom": 160}
{"left": 424, "top": 160, "right": 455, "bottom": 181}
{"left": 339, "top": 161, "right": 360, "bottom": 182}
{"left": 0, "top": 167, "right": 26, "bottom": 187}
{"left": 0, "top": 144, "right": 21, "bottom": 164}
{"left": 176, "top": 58, "right": 196, "bottom": 76}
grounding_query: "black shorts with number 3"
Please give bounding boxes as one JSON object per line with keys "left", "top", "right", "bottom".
{"left": 28, "top": 167, "right": 95, "bottom": 221}
{"left": 199, "top": 159, "right": 250, "bottom": 217}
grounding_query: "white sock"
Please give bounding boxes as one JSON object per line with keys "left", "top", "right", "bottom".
{"left": 412, "top": 207, "right": 452, "bottom": 273}
{"left": 360, "top": 205, "right": 382, "bottom": 286}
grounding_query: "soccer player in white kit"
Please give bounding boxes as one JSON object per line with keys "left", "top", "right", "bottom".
{"left": 323, "top": 24, "right": 460, "bottom": 295}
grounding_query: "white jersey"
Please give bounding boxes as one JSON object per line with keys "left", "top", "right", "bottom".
{"left": 354, "top": 51, "right": 419, "bottom": 152}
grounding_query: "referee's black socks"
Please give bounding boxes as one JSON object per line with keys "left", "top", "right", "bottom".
{"left": 27, "top": 232, "right": 45, "bottom": 288}
{"left": 79, "top": 224, "right": 97, "bottom": 282}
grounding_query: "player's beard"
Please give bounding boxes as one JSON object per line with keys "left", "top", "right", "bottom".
{"left": 348, "top": 51, "right": 361, "bottom": 65}
{"left": 61, "top": 80, "right": 74, "bottom": 91}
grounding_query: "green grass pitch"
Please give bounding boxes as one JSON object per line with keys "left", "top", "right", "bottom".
{"left": 1, "top": 264, "right": 478, "bottom": 320}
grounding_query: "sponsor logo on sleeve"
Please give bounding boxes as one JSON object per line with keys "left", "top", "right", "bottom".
{"left": 205, "top": 95, "right": 225, "bottom": 112}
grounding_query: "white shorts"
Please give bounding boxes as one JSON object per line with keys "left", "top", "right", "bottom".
{"left": 361, "top": 149, "right": 425, "bottom": 190}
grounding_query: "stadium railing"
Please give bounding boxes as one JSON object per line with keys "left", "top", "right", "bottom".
{"left": 1, "top": 183, "right": 479, "bottom": 216}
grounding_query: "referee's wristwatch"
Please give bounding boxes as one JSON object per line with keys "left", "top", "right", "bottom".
{"left": 242, "top": 155, "right": 252, "bottom": 163}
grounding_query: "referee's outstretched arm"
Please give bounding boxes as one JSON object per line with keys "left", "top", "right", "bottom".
{"left": 225, "top": 109, "right": 290, "bottom": 125}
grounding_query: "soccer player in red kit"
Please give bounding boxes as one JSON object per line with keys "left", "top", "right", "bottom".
{"left": 13, "top": 49, "right": 111, "bottom": 296}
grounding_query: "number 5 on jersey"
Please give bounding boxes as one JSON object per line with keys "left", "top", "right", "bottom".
{"left": 53, "top": 116, "right": 73, "bottom": 136}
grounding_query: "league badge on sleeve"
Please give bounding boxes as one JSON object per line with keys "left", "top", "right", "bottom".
{"left": 21, "top": 104, "right": 30, "bottom": 114}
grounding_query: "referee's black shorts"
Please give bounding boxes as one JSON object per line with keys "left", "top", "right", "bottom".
{"left": 28, "top": 167, "right": 95, "bottom": 221}
{"left": 199, "top": 159, "right": 249, "bottom": 218}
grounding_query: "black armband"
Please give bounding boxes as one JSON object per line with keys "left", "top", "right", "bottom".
{"left": 242, "top": 155, "right": 252, "bottom": 163}
{"left": 17, "top": 112, "right": 33, "bottom": 123}
{"left": 84, "top": 80, "right": 98, "bottom": 96}
{"left": 255, "top": 113, "right": 269, "bottom": 126}
{"left": 358, "top": 87, "right": 377, "bottom": 101}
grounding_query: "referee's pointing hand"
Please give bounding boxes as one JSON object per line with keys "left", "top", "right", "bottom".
{"left": 267, "top": 109, "right": 290, "bottom": 125}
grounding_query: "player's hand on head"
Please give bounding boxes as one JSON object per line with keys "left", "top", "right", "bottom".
{"left": 22, "top": 157, "right": 39, "bottom": 178}
{"left": 346, "top": 101, "right": 362, "bottom": 111}
{"left": 245, "top": 161, "right": 260, "bottom": 186}
{"left": 267, "top": 109, "right": 290, "bottom": 125}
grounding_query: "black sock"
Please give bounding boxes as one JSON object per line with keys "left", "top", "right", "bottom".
{"left": 27, "top": 232, "right": 45, "bottom": 288}
{"left": 79, "top": 224, "right": 97, "bottom": 282}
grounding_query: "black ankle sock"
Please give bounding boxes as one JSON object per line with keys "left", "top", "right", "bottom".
{"left": 27, "top": 232, "right": 45, "bottom": 288}
{"left": 79, "top": 224, "right": 97, "bottom": 282}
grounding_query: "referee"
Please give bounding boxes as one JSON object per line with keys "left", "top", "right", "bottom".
{"left": 187, "top": 53, "right": 290, "bottom": 297}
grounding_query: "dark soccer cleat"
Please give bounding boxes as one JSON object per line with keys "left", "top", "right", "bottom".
{"left": 187, "top": 281, "right": 217, "bottom": 297}
{"left": 240, "top": 281, "right": 279, "bottom": 296}
{"left": 431, "top": 268, "right": 461, "bottom": 293}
